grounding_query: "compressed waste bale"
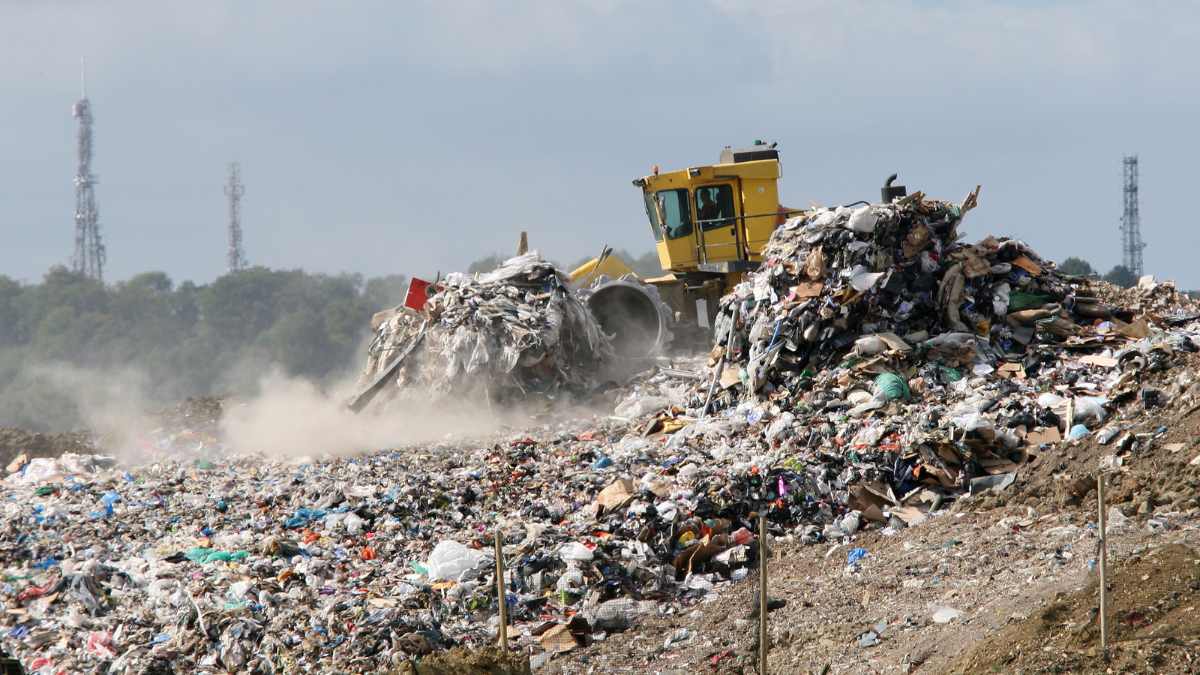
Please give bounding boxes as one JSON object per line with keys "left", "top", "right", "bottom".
{"left": 360, "top": 253, "right": 613, "bottom": 404}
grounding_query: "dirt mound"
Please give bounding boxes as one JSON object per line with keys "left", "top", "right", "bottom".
{"left": 0, "top": 427, "right": 96, "bottom": 469}
{"left": 154, "top": 396, "right": 223, "bottom": 432}
{"left": 972, "top": 351, "right": 1200, "bottom": 517}
{"left": 397, "top": 647, "right": 531, "bottom": 674}
{"left": 949, "top": 543, "right": 1200, "bottom": 673}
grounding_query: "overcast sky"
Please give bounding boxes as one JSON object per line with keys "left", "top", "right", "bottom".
{"left": 2, "top": 0, "right": 1198, "bottom": 287}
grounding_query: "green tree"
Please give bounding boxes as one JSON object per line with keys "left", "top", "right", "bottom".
{"left": 0, "top": 275, "right": 23, "bottom": 345}
{"left": 363, "top": 274, "right": 409, "bottom": 311}
{"left": 568, "top": 249, "right": 662, "bottom": 278}
{"left": 1057, "top": 257, "right": 1095, "bottom": 277}
{"left": 1103, "top": 265, "right": 1137, "bottom": 288}
{"left": 467, "top": 254, "right": 505, "bottom": 274}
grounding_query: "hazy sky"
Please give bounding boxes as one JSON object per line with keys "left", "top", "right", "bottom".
{"left": 2, "top": 1, "right": 1198, "bottom": 287}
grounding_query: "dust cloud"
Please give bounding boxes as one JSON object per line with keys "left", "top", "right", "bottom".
{"left": 218, "top": 370, "right": 516, "bottom": 460}
{"left": 11, "top": 360, "right": 600, "bottom": 466}
{"left": 20, "top": 362, "right": 159, "bottom": 464}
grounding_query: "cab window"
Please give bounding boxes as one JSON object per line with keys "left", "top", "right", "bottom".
{"left": 643, "top": 192, "right": 663, "bottom": 241}
{"left": 653, "top": 189, "right": 693, "bottom": 240}
{"left": 695, "top": 184, "right": 736, "bottom": 230}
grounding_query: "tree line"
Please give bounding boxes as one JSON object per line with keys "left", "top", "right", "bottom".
{"left": 1056, "top": 257, "right": 1138, "bottom": 288}
{"left": 0, "top": 266, "right": 407, "bottom": 430}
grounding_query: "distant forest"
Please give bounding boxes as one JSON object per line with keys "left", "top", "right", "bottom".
{"left": 0, "top": 266, "right": 408, "bottom": 430}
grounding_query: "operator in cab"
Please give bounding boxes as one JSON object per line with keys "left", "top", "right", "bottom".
{"left": 698, "top": 189, "right": 721, "bottom": 224}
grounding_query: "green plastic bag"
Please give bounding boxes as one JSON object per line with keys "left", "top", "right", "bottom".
{"left": 185, "top": 547, "right": 249, "bottom": 564}
{"left": 939, "top": 366, "right": 963, "bottom": 383}
{"left": 873, "top": 372, "right": 910, "bottom": 401}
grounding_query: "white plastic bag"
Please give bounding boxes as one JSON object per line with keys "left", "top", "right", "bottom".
{"left": 1073, "top": 396, "right": 1109, "bottom": 425}
{"left": 559, "top": 541, "right": 594, "bottom": 562}
{"left": 846, "top": 206, "right": 878, "bottom": 234}
{"left": 426, "top": 540, "right": 490, "bottom": 581}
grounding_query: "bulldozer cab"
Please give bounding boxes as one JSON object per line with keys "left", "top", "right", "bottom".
{"left": 635, "top": 143, "right": 783, "bottom": 274}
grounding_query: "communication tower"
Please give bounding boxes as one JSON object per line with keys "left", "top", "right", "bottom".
{"left": 225, "top": 162, "right": 247, "bottom": 272}
{"left": 1120, "top": 155, "right": 1145, "bottom": 277}
{"left": 72, "top": 60, "right": 106, "bottom": 281}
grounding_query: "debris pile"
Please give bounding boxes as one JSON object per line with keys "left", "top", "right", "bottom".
{"left": 3, "top": 196, "right": 1200, "bottom": 672}
{"left": 708, "top": 187, "right": 1089, "bottom": 394}
{"left": 0, "top": 383, "right": 776, "bottom": 673}
{"left": 689, "top": 190, "right": 1200, "bottom": 533}
{"left": 361, "top": 253, "right": 612, "bottom": 405}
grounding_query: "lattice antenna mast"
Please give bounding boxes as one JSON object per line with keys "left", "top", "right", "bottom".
{"left": 72, "top": 58, "right": 106, "bottom": 281}
{"left": 225, "top": 162, "right": 247, "bottom": 272}
{"left": 1120, "top": 155, "right": 1144, "bottom": 277}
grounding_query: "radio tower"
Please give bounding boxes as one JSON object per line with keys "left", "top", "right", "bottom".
{"left": 225, "top": 162, "right": 247, "bottom": 272}
{"left": 1120, "top": 155, "right": 1145, "bottom": 278}
{"left": 72, "top": 59, "right": 106, "bottom": 281}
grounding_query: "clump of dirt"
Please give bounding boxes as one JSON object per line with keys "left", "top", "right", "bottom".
{"left": 0, "top": 397, "right": 226, "bottom": 472}
{"left": 396, "top": 647, "right": 531, "bottom": 674}
{"left": 949, "top": 543, "right": 1200, "bottom": 673}
{"left": 0, "top": 427, "right": 97, "bottom": 469}
{"left": 154, "top": 396, "right": 223, "bottom": 434}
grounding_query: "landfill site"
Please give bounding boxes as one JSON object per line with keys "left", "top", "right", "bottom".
{"left": 5, "top": 151, "right": 1200, "bottom": 675}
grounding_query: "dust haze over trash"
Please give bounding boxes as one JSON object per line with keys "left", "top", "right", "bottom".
{"left": 219, "top": 370, "right": 516, "bottom": 460}
{"left": 5, "top": 362, "right": 156, "bottom": 462}
{"left": 4, "top": 360, "right": 527, "bottom": 464}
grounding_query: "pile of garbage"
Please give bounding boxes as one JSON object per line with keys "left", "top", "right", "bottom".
{"left": 709, "top": 188, "right": 1097, "bottom": 395}
{"left": 687, "top": 188, "right": 1200, "bottom": 530}
{"left": 360, "top": 253, "right": 612, "bottom": 405}
{"left": 2, "top": 301, "right": 1199, "bottom": 673}
{"left": 5, "top": 197, "right": 1200, "bottom": 671}
{"left": 0, "top": 371, "right": 781, "bottom": 673}
{"left": 0, "top": 428, "right": 96, "bottom": 471}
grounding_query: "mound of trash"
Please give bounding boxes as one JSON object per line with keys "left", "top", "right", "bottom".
{"left": 4, "top": 196, "right": 1200, "bottom": 673}
{"left": 690, "top": 188, "right": 1200, "bottom": 529}
{"left": 708, "top": 187, "right": 1106, "bottom": 398}
{"left": 360, "top": 253, "right": 612, "bottom": 406}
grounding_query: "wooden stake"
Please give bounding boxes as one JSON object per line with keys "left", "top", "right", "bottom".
{"left": 758, "top": 514, "right": 768, "bottom": 675}
{"left": 1097, "top": 474, "right": 1108, "bottom": 661}
{"left": 495, "top": 530, "right": 508, "bottom": 650}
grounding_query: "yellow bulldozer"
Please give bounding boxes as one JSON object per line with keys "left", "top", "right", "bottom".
{"left": 572, "top": 141, "right": 902, "bottom": 357}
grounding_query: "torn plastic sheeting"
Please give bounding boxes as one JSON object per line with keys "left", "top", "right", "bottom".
{"left": 846, "top": 206, "right": 879, "bottom": 233}
{"left": 849, "top": 267, "right": 885, "bottom": 292}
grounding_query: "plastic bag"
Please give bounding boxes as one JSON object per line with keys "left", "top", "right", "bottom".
{"left": 846, "top": 206, "right": 878, "bottom": 233}
{"left": 1073, "top": 396, "right": 1108, "bottom": 425}
{"left": 764, "top": 412, "right": 795, "bottom": 442}
{"left": 850, "top": 267, "right": 885, "bottom": 292}
{"left": 873, "top": 372, "right": 910, "bottom": 401}
{"left": 426, "top": 540, "right": 490, "bottom": 581}
{"left": 559, "top": 542, "right": 594, "bottom": 562}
